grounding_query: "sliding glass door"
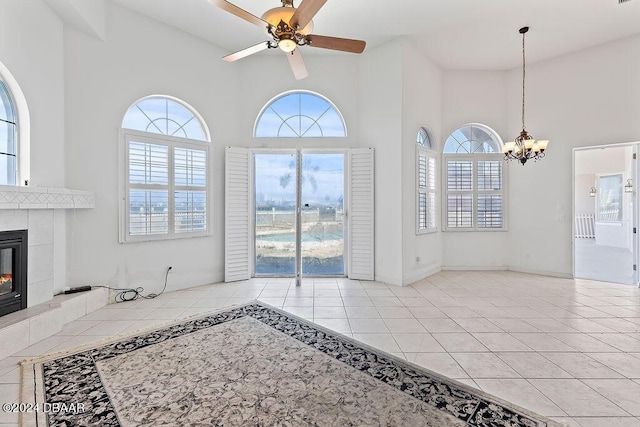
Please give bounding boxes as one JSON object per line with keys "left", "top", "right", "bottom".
{"left": 254, "top": 151, "right": 345, "bottom": 277}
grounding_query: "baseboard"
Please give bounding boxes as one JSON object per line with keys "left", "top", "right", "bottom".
{"left": 506, "top": 266, "right": 573, "bottom": 279}
{"left": 441, "top": 265, "right": 509, "bottom": 271}
{"left": 402, "top": 264, "right": 442, "bottom": 286}
{"left": 373, "top": 274, "right": 402, "bottom": 287}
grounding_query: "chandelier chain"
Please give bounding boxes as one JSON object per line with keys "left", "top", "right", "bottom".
{"left": 521, "top": 30, "right": 526, "bottom": 131}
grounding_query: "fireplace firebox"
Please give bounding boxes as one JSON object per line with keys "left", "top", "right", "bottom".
{"left": 0, "top": 230, "right": 27, "bottom": 317}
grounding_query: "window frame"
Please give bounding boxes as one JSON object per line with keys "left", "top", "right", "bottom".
{"left": 416, "top": 127, "right": 438, "bottom": 235}
{"left": 119, "top": 129, "right": 211, "bottom": 243}
{"left": 0, "top": 79, "right": 18, "bottom": 186}
{"left": 442, "top": 124, "right": 508, "bottom": 232}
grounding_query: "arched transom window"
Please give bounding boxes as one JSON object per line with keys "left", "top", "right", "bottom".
{"left": 254, "top": 91, "right": 346, "bottom": 138}
{"left": 122, "top": 96, "right": 208, "bottom": 142}
{"left": 120, "top": 96, "right": 210, "bottom": 242}
{"left": 444, "top": 124, "right": 501, "bottom": 154}
{"left": 443, "top": 124, "right": 506, "bottom": 231}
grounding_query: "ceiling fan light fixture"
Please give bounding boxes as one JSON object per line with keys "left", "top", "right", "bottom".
{"left": 261, "top": 7, "right": 314, "bottom": 34}
{"left": 278, "top": 37, "right": 297, "bottom": 52}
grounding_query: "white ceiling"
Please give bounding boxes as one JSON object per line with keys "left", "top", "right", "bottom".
{"left": 110, "top": 0, "right": 640, "bottom": 70}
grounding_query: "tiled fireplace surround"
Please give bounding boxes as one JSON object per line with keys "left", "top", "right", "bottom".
{"left": 0, "top": 185, "right": 102, "bottom": 359}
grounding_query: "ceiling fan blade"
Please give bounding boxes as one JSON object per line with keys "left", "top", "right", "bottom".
{"left": 286, "top": 49, "right": 309, "bottom": 80}
{"left": 289, "top": 0, "right": 327, "bottom": 30}
{"left": 223, "top": 42, "right": 270, "bottom": 62}
{"left": 306, "top": 34, "right": 366, "bottom": 53}
{"left": 209, "top": 0, "right": 269, "bottom": 28}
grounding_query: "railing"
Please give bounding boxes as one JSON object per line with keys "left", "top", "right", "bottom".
{"left": 598, "top": 208, "right": 621, "bottom": 222}
{"left": 575, "top": 213, "right": 595, "bottom": 239}
{"left": 256, "top": 208, "right": 344, "bottom": 228}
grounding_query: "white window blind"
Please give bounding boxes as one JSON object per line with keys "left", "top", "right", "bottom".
{"left": 444, "top": 157, "right": 506, "bottom": 231}
{"left": 416, "top": 148, "right": 437, "bottom": 233}
{"left": 121, "top": 132, "right": 209, "bottom": 242}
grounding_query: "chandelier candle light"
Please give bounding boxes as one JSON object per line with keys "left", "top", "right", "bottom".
{"left": 503, "top": 27, "right": 549, "bottom": 165}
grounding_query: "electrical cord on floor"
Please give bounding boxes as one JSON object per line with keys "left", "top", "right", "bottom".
{"left": 93, "top": 266, "right": 172, "bottom": 303}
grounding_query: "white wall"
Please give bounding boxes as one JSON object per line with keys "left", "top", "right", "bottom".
{"left": 507, "top": 34, "right": 640, "bottom": 276}
{"left": 401, "top": 41, "right": 443, "bottom": 284}
{"left": 63, "top": 2, "right": 369, "bottom": 292}
{"left": 358, "top": 40, "right": 404, "bottom": 285}
{"left": 441, "top": 71, "right": 510, "bottom": 270}
{"left": 1, "top": 0, "right": 68, "bottom": 297}
{"left": 64, "top": 2, "right": 237, "bottom": 292}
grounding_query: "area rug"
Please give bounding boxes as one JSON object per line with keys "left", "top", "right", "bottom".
{"left": 21, "top": 301, "right": 560, "bottom": 426}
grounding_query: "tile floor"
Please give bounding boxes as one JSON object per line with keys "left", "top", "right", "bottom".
{"left": 2, "top": 270, "right": 640, "bottom": 426}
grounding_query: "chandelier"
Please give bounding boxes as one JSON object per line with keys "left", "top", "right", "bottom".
{"left": 503, "top": 27, "right": 549, "bottom": 165}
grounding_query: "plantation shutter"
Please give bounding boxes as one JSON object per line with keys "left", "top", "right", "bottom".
{"left": 446, "top": 160, "right": 473, "bottom": 228}
{"left": 225, "top": 147, "right": 251, "bottom": 282}
{"left": 477, "top": 160, "right": 503, "bottom": 228}
{"left": 348, "top": 148, "right": 374, "bottom": 280}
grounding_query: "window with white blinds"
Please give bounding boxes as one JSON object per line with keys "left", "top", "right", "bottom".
{"left": 416, "top": 127, "right": 438, "bottom": 234}
{"left": 120, "top": 96, "right": 210, "bottom": 242}
{"left": 443, "top": 124, "right": 506, "bottom": 231}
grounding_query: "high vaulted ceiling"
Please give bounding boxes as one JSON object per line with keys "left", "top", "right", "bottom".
{"left": 110, "top": 0, "right": 640, "bottom": 70}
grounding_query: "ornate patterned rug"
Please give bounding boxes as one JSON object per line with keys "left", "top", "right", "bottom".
{"left": 21, "top": 302, "right": 560, "bottom": 426}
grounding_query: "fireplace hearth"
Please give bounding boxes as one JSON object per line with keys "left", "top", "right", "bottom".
{"left": 0, "top": 230, "right": 27, "bottom": 317}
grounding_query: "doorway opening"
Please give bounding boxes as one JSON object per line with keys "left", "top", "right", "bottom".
{"left": 573, "top": 144, "right": 637, "bottom": 285}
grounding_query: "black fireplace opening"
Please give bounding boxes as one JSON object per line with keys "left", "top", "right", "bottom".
{"left": 0, "top": 230, "right": 27, "bottom": 317}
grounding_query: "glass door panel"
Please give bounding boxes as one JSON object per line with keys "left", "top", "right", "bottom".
{"left": 254, "top": 153, "right": 297, "bottom": 276}
{"left": 301, "top": 153, "right": 345, "bottom": 276}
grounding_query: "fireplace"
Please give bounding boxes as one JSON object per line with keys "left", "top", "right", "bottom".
{"left": 0, "top": 230, "right": 27, "bottom": 317}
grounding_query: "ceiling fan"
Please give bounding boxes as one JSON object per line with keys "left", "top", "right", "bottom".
{"left": 209, "top": 0, "right": 366, "bottom": 80}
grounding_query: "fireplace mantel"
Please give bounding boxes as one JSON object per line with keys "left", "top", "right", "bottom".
{"left": 0, "top": 185, "right": 94, "bottom": 210}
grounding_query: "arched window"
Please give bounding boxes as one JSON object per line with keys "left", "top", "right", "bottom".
{"left": 416, "top": 127, "right": 437, "bottom": 233}
{"left": 120, "top": 96, "right": 210, "bottom": 242}
{"left": 0, "top": 80, "right": 18, "bottom": 185}
{"left": 254, "top": 91, "right": 346, "bottom": 138}
{"left": 443, "top": 124, "right": 506, "bottom": 231}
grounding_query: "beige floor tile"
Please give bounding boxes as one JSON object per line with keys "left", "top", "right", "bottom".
{"left": 589, "top": 334, "right": 640, "bottom": 352}
{"left": 453, "top": 318, "right": 503, "bottom": 333}
{"left": 574, "top": 417, "right": 640, "bottom": 427}
{"left": 432, "top": 333, "right": 488, "bottom": 352}
{"left": 313, "top": 318, "right": 352, "bottom": 335}
{"left": 495, "top": 352, "right": 572, "bottom": 379}
{"left": 419, "top": 318, "right": 467, "bottom": 333}
{"left": 352, "top": 333, "right": 401, "bottom": 353}
{"left": 529, "top": 379, "right": 629, "bottom": 416}
{"left": 475, "top": 379, "right": 566, "bottom": 416}
{"left": 510, "top": 333, "right": 577, "bottom": 352}
{"left": 450, "top": 353, "right": 520, "bottom": 378}
{"left": 341, "top": 297, "right": 373, "bottom": 307}
{"left": 541, "top": 353, "right": 624, "bottom": 379}
{"left": 406, "top": 352, "right": 470, "bottom": 378}
{"left": 313, "top": 297, "right": 343, "bottom": 307}
{"left": 582, "top": 379, "right": 640, "bottom": 416}
{"left": 376, "top": 306, "right": 414, "bottom": 319}
{"left": 407, "top": 306, "right": 447, "bottom": 319}
{"left": 587, "top": 353, "right": 640, "bottom": 378}
{"left": 383, "top": 318, "right": 427, "bottom": 333}
{"left": 393, "top": 333, "right": 445, "bottom": 353}
{"left": 349, "top": 318, "right": 389, "bottom": 333}
{"left": 313, "top": 306, "right": 347, "bottom": 319}
{"left": 550, "top": 333, "right": 620, "bottom": 353}
{"left": 344, "top": 306, "right": 380, "bottom": 319}
{"left": 471, "top": 333, "right": 533, "bottom": 352}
